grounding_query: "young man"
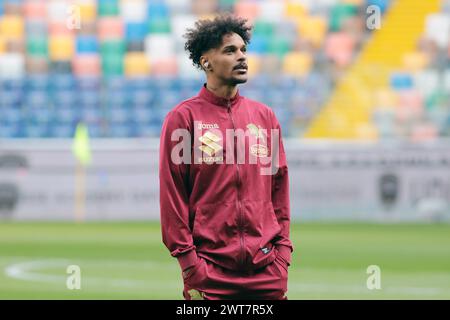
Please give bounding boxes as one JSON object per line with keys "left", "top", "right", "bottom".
{"left": 159, "top": 14, "right": 293, "bottom": 300}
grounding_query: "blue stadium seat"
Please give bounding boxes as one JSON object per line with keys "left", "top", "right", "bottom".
{"left": 0, "top": 123, "right": 21, "bottom": 138}
{"left": 53, "top": 90, "right": 78, "bottom": 108}
{"left": 0, "top": 90, "right": 22, "bottom": 108}
{"left": 25, "top": 106, "right": 53, "bottom": 125}
{"left": 0, "top": 107, "right": 22, "bottom": 124}
{"left": 25, "top": 91, "right": 49, "bottom": 108}
{"left": 49, "top": 123, "right": 76, "bottom": 138}
{"left": 86, "top": 123, "right": 103, "bottom": 138}
{"left": 54, "top": 106, "right": 78, "bottom": 124}
{"left": 108, "top": 106, "right": 130, "bottom": 124}
{"left": 77, "top": 76, "right": 101, "bottom": 90}
{"left": 148, "top": 1, "right": 170, "bottom": 19}
{"left": 26, "top": 75, "right": 50, "bottom": 91}
{"left": 248, "top": 36, "right": 268, "bottom": 54}
{"left": 76, "top": 36, "right": 99, "bottom": 54}
{"left": 366, "top": 0, "right": 390, "bottom": 14}
{"left": 125, "top": 22, "right": 147, "bottom": 41}
{"left": 81, "top": 106, "right": 103, "bottom": 123}
{"left": 390, "top": 72, "right": 414, "bottom": 90}
{"left": 50, "top": 75, "right": 76, "bottom": 91}
{"left": 23, "top": 123, "right": 50, "bottom": 138}
{"left": 79, "top": 90, "right": 101, "bottom": 108}
{"left": 0, "top": 78, "right": 25, "bottom": 91}
{"left": 133, "top": 106, "right": 153, "bottom": 124}
{"left": 130, "top": 90, "right": 154, "bottom": 108}
{"left": 107, "top": 122, "right": 137, "bottom": 138}
{"left": 135, "top": 123, "right": 162, "bottom": 137}
{"left": 126, "top": 77, "right": 152, "bottom": 91}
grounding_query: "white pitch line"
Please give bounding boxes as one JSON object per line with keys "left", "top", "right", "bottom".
{"left": 2, "top": 257, "right": 448, "bottom": 297}
{"left": 4, "top": 259, "right": 179, "bottom": 289}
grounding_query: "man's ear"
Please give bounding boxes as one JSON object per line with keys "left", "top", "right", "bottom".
{"left": 200, "top": 56, "right": 210, "bottom": 71}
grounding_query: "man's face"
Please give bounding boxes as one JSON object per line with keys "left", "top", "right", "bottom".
{"left": 205, "top": 32, "right": 248, "bottom": 85}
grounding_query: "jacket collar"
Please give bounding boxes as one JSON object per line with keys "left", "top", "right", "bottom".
{"left": 199, "top": 83, "right": 242, "bottom": 108}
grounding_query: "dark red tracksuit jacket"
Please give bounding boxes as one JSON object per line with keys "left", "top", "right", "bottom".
{"left": 159, "top": 84, "right": 293, "bottom": 278}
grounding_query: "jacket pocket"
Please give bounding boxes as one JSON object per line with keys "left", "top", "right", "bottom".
{"left": 192, "top": 202, "right": 238, "bottom": 250}
{"left": 245, "top": 200, "right": 282, "bottom": 269}
{"left": 182, "top": 258, "right": 206, "bottom": 288}
{"left": 274, "top": 247, "right": 289, "bottom": 273}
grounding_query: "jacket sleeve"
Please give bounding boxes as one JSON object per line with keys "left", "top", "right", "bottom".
{"left": 271, "top": 111, "right": 294, "bottom": 266}
{"left": 159, "top": 110, "right": 198, "bottom": 272}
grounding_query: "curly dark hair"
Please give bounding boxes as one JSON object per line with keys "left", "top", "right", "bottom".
{"left": 184, "top": 14, "right": 252, "bottom": 70}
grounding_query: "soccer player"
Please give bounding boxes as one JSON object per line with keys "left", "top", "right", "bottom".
{"left": 159, "top": 14, "right": 293, "bottom": 300}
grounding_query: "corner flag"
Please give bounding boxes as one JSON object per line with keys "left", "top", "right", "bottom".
{"left": 72, "top": 122, "right": 91, "bottom": 166}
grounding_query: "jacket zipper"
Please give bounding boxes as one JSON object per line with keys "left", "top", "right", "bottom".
{"left": 227, "top": 100, "right": 246, "bottom": 268}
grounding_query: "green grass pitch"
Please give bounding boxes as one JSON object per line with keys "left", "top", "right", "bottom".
{"left": 0, "top": 222, "right": 449, "bottom": 299}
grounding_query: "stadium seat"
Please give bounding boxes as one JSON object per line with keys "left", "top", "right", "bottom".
{"left": 23, "top": 0, "right": 47, "bottom": 19}
{"left": 81, "top": 106, "right": 103, "bottom": 123}
{"left": 297, "top": 15, "right": 328, "bottom": 47}
{"left": 50, "top": 74, "right": 76, "bottom": 91}
{"left": 98, "top": 0, "right": 120, "bottom": 16}
{"left": 0, "top": 53, "right": 24, "bottom": 78}
{"left": 25, "top": 56, "right": 48, "bottom": 74}
{"left": 170, "top": 14, "right": 197, "bottom": 45}
{"left": 0, "top": 36, "right": 5, "bottom": 54}
{"left": 329, "top": 3, "right": 358, "bottom": 32}
{"left": 267, "top": 37, "right": 292, "bottom": 58}
{"left": 373, "top": 88, "right": 398, "bottom": 109}
{"left": 76, "top": 36, "right": 98, "bottom": 54}
{"left": 410, "top": 122, "right": 438, "bottom": 142}
{"left": 413, "top": 70, "right": 439, "bottom": 97}
{"left": 325, "top": 32, "right": 355, "bottom": 67}
{"left": 176, "top": 53, "right": 203, "bottom": 79}
{"left": 402, "top": 51, "right": 429, "bottom": 72}
{"left": 49, "top": 123, "right": 76, "bottom": 138}
{"left": 0, "top": 15, "right": 24, "bottom": 39}
{"left": 25, "top": 90, "right": 49, "bottom": 108}
{"left": 125, "top": 22, "right": 148, "bottom": 41}
{"left": 0, "top": 106, "right": 22, "bottom": 124}
{"left": 234, "top": 0, "right": 260, "bottom": 24}
{"left": 425, "top": 13, "right": 450, "bottom": 49}
{"left": 246, "top": 53, "right": 262, "bottom": 77}
{"left": 107, "top": 122, "right": 137, "bottom": 137}
{"left": 98, "top": 17, "right": 124, "bottom": 40}
{"left": 120, "top": 0, "right": 148, "bottom": 22}
{"left": 126, "top": 39, "right": 144, "bottom": 52}
{"left": 148, "top": 17, "right": 172, "bottom": 34}
{"left": 282, "top": 51, "right": 313, "bottom": 77}
{"left": 72, "top": 54, "right": 101, "bottom": 77}
{"left": 145, "top": 34, "right": 175, "bottom": 58}
{"left": 247, "top": 35, "right": 268, "bottom": 54}
{"left": 47, "top": 0, "right": 68, "bottom": 21}
{"left": 25, "top": 20, "right": 48, "bottom": 37}
{"left": 390, "top": 72, "right": 414, "bottom": 90}
{"left": 285, "top": 1, "right": 308, "bottom": 19}
{"left": 124, "top": 52, "right": 150, "bottom": 77}
{"left": 259, "top": 54, "right": 281, "bottom": 75}
{"left": 259, "top": 1, "right": 285, "bottom": 23}
{"left": 26, "top": 75, "right": 49, "bottom": 90}
{"left": 49, "top": 36, "right": 74, "bottom": 61}
{"left": 54, "top": 106, "right": 78, "bottom": 124}
{"left": 165, "top": 0, "right": 191, "bottom": 14}
{"left": 365, "top": 0, "right": 390, "bottom": 14}
{"left": 108, "top": 106, "right": 130, "bottom": 124}
{"left": 27, "top": 36, "right": 48, "bottom": 57}
{"left": 79, "top": 1, "right": 97, "bottom": 22}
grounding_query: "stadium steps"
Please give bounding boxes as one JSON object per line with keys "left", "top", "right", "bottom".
{"left": 304, "top": 0, "right": 440, "bottom": 140}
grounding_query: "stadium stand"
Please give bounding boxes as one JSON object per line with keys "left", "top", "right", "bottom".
{"left": 0, "top": 0, "right": 448, "bottom": 140}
